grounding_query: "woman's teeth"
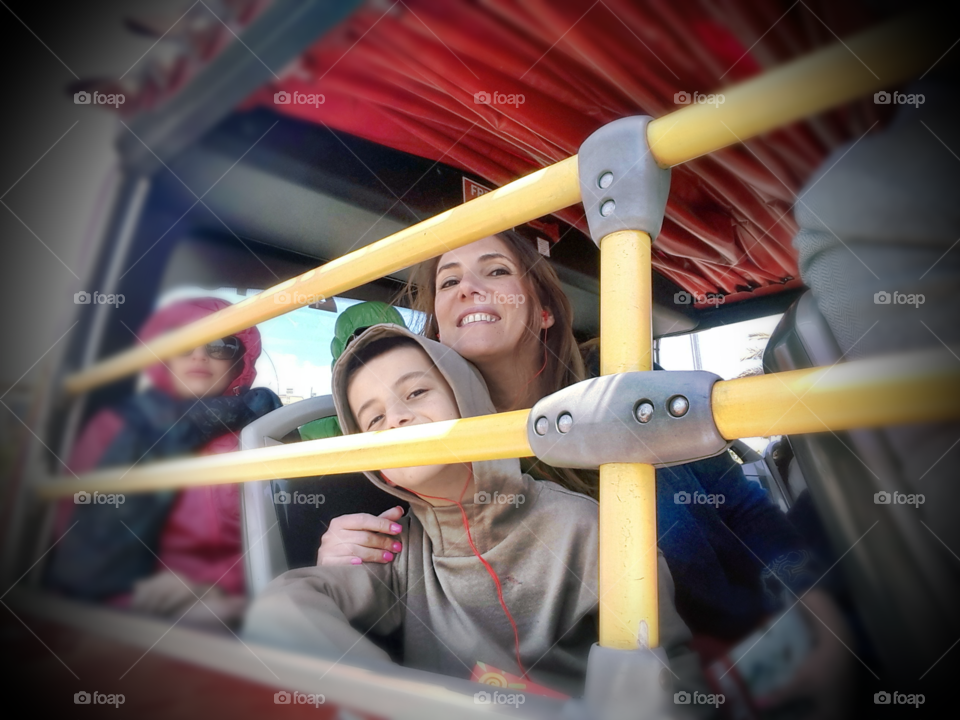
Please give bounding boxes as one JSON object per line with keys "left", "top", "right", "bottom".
{"left": 460, "top": 313, "right": 498, "bottom": 327}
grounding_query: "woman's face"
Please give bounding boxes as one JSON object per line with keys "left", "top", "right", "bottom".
{"left": 434, "top": 236, "right": 552, "bottom": 364}
{"left": 167, "top": 346, "right": 240, "bottom": 399}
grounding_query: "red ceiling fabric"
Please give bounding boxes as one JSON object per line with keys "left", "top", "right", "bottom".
{"left": 87, "top": 0, "right": 882, "bottom": 304}
{"left": 241, "top": 0, "right": 878, "bottom": 301}
{"left": 72, "top": 0, "right": 275, "bottom": 118}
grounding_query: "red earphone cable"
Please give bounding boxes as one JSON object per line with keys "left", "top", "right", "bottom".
{"left": 382, "top": 465, "right": 528, "bottom": 679}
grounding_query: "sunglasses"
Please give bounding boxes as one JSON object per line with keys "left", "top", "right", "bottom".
{"left": 180, "top": 336, "right": 242, "bottom": 361}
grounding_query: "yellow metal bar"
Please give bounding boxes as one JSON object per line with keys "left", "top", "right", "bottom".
{"left": 38, "top": 410, "right": 531, "bottom": 499}
{"left": 598, "top": 230, "right": 658, "bottom": 650}
{"left": 64, "top": 157, "right": 581, "bottom": 394}
{"left": 647, "top": 13, "right": 941, "bottom": 167}
{"left": 39, "top": 348, "right": 960, "bottom": 501}
{"left": 713, "top": 347, "right": 960, "bottom": 440}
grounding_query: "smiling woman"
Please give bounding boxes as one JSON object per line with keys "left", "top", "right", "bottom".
{"left": 398, "top": 230, "right": 595, "bottom": 499}
{"left": 406, "top": 230, "right": 584, "bottom": 417}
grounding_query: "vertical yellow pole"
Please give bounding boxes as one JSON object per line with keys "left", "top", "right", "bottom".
{"left": 598, "top": 229, "right": 658, "bottom": 650}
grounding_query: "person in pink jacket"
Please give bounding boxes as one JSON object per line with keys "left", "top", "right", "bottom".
{"left": 45, "top": 297, "right": 281, "bottom": 628}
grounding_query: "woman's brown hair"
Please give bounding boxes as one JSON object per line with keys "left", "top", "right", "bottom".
{"left": 397, "top": 230, "right": 599, "bottom": 498}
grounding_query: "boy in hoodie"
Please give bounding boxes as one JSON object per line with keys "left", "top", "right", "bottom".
{"left": 243, "top": 324, "right": 695, "bottom": 697}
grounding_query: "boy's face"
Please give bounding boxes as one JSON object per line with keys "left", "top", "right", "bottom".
{"left": 347, "top": 345, "right": 461, "bottom": 491}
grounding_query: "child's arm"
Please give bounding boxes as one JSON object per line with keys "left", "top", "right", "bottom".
{"left": 243, "top": 550, "right": 405, "bottom": 664}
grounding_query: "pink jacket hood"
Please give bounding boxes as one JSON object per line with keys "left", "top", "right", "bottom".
{"left": 138, "top": 296, "right": 262, "bottom": 397}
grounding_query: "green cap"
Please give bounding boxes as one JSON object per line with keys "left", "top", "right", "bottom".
{"left": 330, "top": 302, "right": 407, "bottom": 369}
{"left": 300, "top": 302, "right": 409, "bottom": 443}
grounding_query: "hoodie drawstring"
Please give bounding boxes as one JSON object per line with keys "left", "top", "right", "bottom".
{"left": 382, "top": 464, "right": 528, "bottom": 680}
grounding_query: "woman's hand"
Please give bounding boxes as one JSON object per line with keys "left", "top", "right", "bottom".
{"left": 317, "top": 506, "right": 405, "bottom": 566}
{"left": 755, "top": 589, "right": 855, "bottom": 720}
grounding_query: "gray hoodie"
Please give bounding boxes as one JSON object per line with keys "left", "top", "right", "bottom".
{"left": 243, "top": 325, "right": 694, "bottom": 696}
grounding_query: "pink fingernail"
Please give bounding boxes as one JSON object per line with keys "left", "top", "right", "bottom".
{"left": 351, "top": 557, "right": 362, "bottom": 565}
{"left": 390, "top": 524, "right": 402, "bottom": 533}
{"left": 392, "top": 542, "right": 402, "bottom": 552}
{"left": 383, "top": 551, "right": 394, "bottom": 561}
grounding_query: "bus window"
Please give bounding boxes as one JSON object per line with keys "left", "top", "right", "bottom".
{"left": 658, "top": 314, "right": 783, "bottom": 455}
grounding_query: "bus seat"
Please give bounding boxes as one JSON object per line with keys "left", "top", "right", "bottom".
{"left": 239, "top": 396, "right": 405, "bottom": 598}
{"left": 763, "top": 291, "right": 960, "bottom": 684}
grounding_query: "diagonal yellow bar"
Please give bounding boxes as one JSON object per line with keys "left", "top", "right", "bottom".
{"left": 646, "top": 12, "right": 943, "bottom": 167}
{"left": 597, "top": 230, "right": 658, "bottom": 650}
{"left": 37, "top": 410, "right": 532, "bottom": 498}
{"left": 62, "top": 13, "right": 941, "bottom": 396}
{"left": 63, "top": 158, "right": 581, "bottom": 394}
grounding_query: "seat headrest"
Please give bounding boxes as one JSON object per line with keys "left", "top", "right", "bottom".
{"left": 764, "top": 291, "right": 842, "bottom": 373}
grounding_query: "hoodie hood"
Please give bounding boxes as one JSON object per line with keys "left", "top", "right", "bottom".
{"left": 331, "top": 324, "right": 528, "bottom": 555}
{"left": 139, "top": 297, "right": 262, "bottom": 398}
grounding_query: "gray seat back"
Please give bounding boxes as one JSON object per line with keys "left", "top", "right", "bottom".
{"left": 240, "top": 396, "right": 336, "bottom": 598}
{"left": 764, "top": 291, "right": 960, "bottom": 683}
